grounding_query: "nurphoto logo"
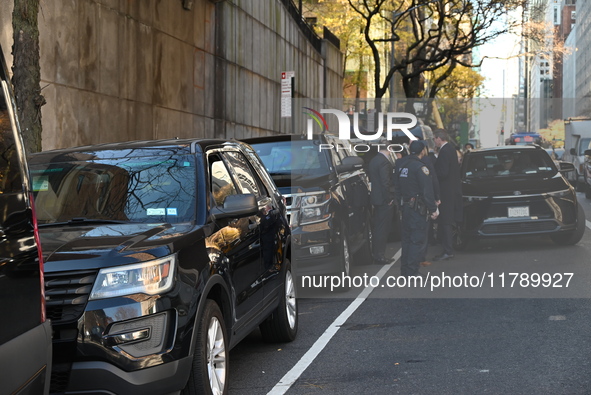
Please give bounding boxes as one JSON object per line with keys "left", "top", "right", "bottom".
{"left": 303, "top": 108, "right": 418, "bottom": 153}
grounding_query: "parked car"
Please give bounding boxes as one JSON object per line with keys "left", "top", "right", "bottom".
{"left": 563, "top": 118, "right": 591, "bottom": 190}
{"left": 243, "top": 134, "right": 372, "bottom": 283}
{"left": 507, "top": 132, "right": 544, "bottom": 146}
{"left": 28, "top": 139, "right": 296, "bottom": 394}
{"left": 0, "top": 45, "right": 52, "bottom": 394}
{"left": 455, "top": 145, "right": 585, "bottom": 248}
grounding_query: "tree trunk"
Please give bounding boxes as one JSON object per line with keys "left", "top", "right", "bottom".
{"left": 12, "top": 0, "right": 44, "bottom": 153}
{"left": 402, "top": 74, "right": 422, "bottom": 113}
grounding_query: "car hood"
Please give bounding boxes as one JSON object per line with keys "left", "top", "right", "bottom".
{"left": 270, "top": 172, "right": 334, "bottom": 193}
{"left": 39, "top": 222, "right": 199, "bottom": 272}
{"left": 462, "top": 174, "right": 571, "bottom": 197}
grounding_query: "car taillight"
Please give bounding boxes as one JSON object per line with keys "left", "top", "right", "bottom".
{"left": 30, "top": 192, "right": 46, "bottom": 323}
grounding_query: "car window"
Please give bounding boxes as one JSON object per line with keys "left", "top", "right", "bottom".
{"left": 0, "top": 93, "right": 24, "bottom": 194}
{"left": 579, "top": 138, "right": 591, "bottom": 156}
{"left": 463, "top": 150, "right": 555, "bottom": 178}
{"left": 30, "top": 155, "right": 197, "bottom": 223}
{"left": 250, "top": 140, "right": 330, "bottom": 174}
{"left": 224, "top": 151, "right": 264, "bottom": 197}
{"left": 209, "top": 154, "right": 238, "bottom": 206}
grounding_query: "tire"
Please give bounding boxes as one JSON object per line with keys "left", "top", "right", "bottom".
{"left": 334, "top": 225, "right": 352, "bottom": 292}
{"left": 575, "top": 173, "right": 585, "bottom": 192}
{"left": 550, "top": 203, "right": 586, "bottom": 245}
{"left": 183, "top": 300, "right": 228, "bottom": 395}
{"left": 260, "top": 259, "right": 298, "bottom": 342}
{"left": 585, "top": 183, "right": 591, "bottom": 199}
{"left": 356, "top": 213, "right": 373, "bottom": 265}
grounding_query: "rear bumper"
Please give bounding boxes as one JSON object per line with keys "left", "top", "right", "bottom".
{"left": 476, "top": 218, "right": 575, "bottom": 237}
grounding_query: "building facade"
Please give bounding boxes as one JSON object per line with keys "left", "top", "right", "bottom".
{"left": 0, "top": 0, "right": 343, "bottom": 150}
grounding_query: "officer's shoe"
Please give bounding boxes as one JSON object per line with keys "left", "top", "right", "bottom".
{"left": 432, "top": 253, "right": 454, "bottom": 261}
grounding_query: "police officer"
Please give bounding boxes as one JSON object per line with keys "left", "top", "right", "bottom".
{"left": 395, "top": 140, "right": 439, "bottom": 277}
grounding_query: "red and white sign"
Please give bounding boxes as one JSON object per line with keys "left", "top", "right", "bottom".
{"left": 281, "top": 71, "right": 294, "bottom": 118}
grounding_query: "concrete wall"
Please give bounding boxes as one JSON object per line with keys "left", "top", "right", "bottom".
{"left": 0, "top": 0, "right": 343, "bottom": 150}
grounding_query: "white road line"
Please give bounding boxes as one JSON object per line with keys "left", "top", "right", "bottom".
{"left": 586, "top": 220, "right": 591, "bottom": 230}
{"left": 267, "top": 248, "right": 402, "bottom": 395}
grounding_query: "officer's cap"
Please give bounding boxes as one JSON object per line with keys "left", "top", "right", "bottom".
{"left": 409, "top": 140, "right": 426, "bottom": 155}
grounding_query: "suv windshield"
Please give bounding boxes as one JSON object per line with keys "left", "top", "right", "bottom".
{"left": 463, "top": 150, "right": 556, "bottom": 179}
{"left": 30, "top": 155, "right": 196, "bottom": 224}
{"left": 250, "top": 140, "right": 330, "bottom": 175}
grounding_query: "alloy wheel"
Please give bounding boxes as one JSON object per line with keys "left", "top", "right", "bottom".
{"left": 207, "top": 316, "right": 227, "bottom": 395}
{"left": 285, "top": 270, "right": 297, "bottom": 329}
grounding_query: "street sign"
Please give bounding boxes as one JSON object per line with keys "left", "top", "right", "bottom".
{"left": 281, "top": 71, "right": 294, "bottom": 118}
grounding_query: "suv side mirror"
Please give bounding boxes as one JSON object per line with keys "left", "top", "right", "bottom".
{"left": 570, "top": 148, "right": 576, "bottom": 156}
{"left": 336, "top": 156, "right": 364, "bottom": 173}
{"left": 211, "top": 194, "right": 258, "bottom": 219}
{"left": 558, "top": 162, "right": 575, "bottom": 173}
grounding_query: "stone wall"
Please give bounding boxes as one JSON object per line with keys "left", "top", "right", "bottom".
{"left": 0, "top": 0, "right": 342, "bottom": 151}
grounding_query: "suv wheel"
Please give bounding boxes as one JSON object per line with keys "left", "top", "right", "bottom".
{"left": 550, "top": 203, "right": 586, "bottom": 245}
{"left": 183, "top": 300, "right": 228, "bottom": 395}
{"left": 356, "top": 213, "right": 373, "bottom": 265}
{"left": 260, "top": 259, "right": 298, "bottom": 342}
{"left": 334, "top": 227, "right": 351, "bottom": 292}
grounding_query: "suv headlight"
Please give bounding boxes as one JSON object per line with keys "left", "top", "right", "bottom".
{"left": 293, "top": 192, "right": 332, "bottom": 225}
{"left": 89, "top": 255, "right": 176, "bottom": 300}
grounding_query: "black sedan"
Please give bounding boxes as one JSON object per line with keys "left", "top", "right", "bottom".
{"left": 456, "top": 145, "right": 585, "bottom": 248}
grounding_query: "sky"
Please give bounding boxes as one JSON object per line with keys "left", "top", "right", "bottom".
{"left": 475, "top": 12, "right": 523, "bottom": 147}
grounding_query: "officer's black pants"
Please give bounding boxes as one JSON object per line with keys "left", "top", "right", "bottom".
{"left": 401, "top": 206, "right": 428, "bottom": 276}
{"left": 371, "top": 203, "right": 393, "bottom": 262}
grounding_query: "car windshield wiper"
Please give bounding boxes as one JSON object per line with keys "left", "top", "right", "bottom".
{"left": 38, "top": 218, "right": 129, "bottom": 227}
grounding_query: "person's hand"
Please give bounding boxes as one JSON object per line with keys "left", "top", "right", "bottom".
{"left": 430, "top": 208, "right": 439, "bottom": 220}
{"left": 436, "top": 200, "right": 441, "bottom": 206}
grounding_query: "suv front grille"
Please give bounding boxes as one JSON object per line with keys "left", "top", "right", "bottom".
{"left": 45, "top": 270, "right": 97, "bottom": 324}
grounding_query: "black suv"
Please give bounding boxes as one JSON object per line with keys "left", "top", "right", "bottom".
{"left": 457, "top": 145, "right": 584, "bottom": 248}
{"left": 0, "top": 46, "right": 52, "bottom": 394}
{"left": 243, "top": 134, "right": 371, "bottom": 281}
{"left": 28, "top": 139, "right": 296, "bottom": 394}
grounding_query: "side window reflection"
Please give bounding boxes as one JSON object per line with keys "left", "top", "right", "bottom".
{"left": 0, "top": 84, "right": 20, "bottom": 194}
{"left": 210, "top": 155, "right": 237, "bottom": 206}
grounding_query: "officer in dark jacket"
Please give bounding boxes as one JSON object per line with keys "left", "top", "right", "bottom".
{"left": 367, "top": 140, "right": 395, "bottom": 265}
{"left": 395, "top": 140, "right": 439, "bottom": 276}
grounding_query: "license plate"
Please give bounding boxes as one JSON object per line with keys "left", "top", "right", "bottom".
{"left": 508, "top": 206, "right": 529, "bottom": 217}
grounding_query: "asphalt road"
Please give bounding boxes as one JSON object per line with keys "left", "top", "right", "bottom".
{"left": 228, "top": 193, "right": 591, "bottom": 394}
